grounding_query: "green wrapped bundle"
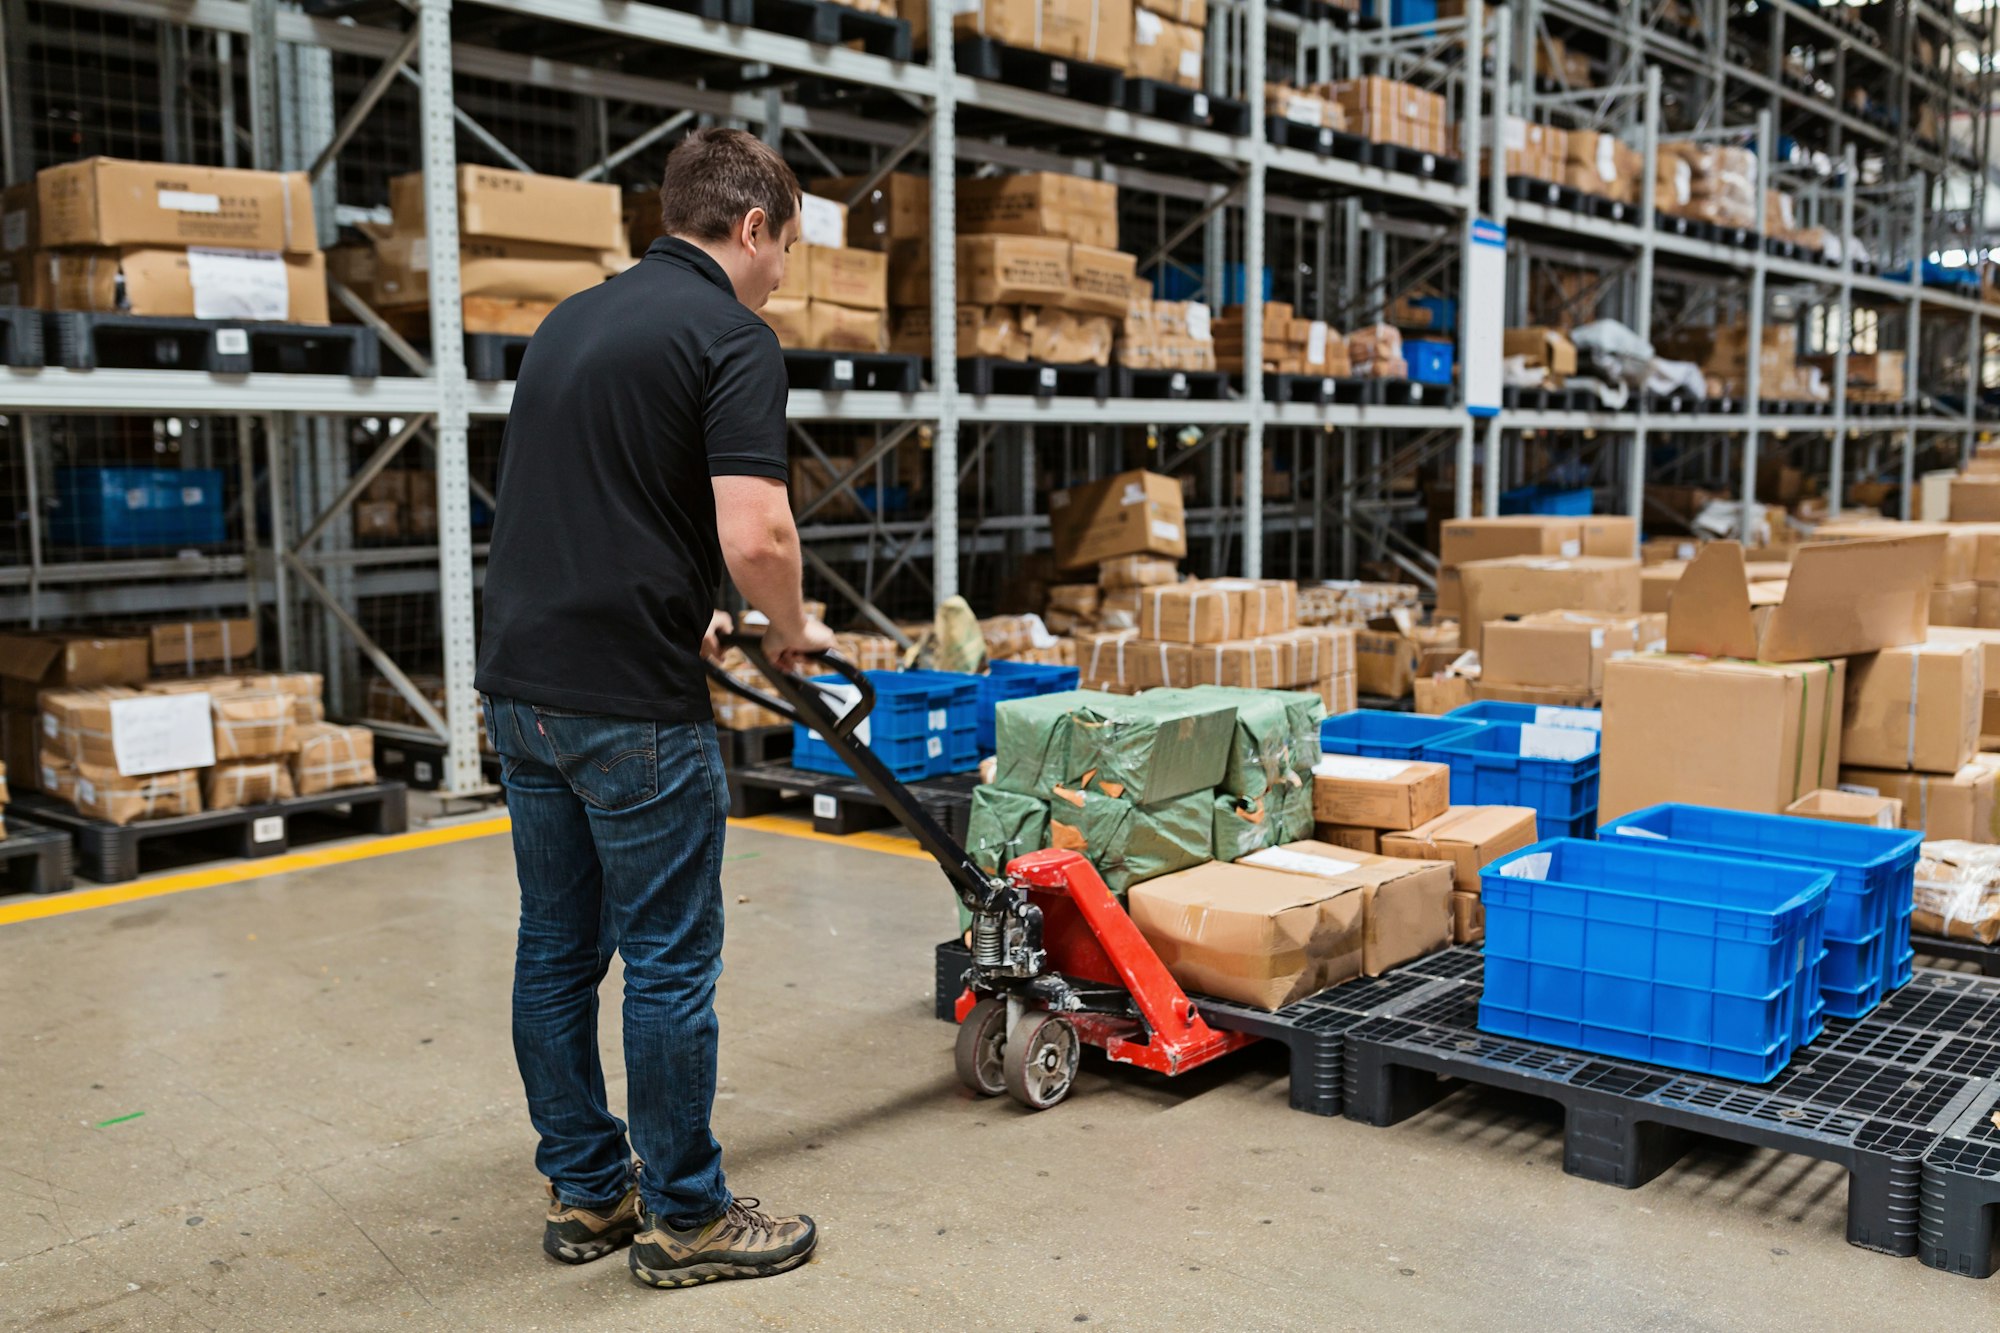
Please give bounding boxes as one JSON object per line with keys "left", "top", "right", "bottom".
{"left": 1214, "top": 793, "right": 1285, "bottom": 862}
{"left": 1268, "top": 772, "right": 1315, "bottom": 842}
{"left": 1169, "top": 686, "right": 1295, "bottom": 800}
{"left": 1070, "top": 692, "right": 1238, "bottom": 805}
{"left": 960, "top": 786, "right": 1050, "bottom": 930}
{"left": 1049, "top": 787, "right": 1213, "bottom": 893}
{"left": 1273, "top": 690, "right": 1327, "bottom": 774}
{"left": 991, "top": 689, "right": 1116, "bottom": 797}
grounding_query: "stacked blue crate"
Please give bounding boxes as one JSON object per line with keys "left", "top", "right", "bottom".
{"left": 1424, "top": 721, "right": 1601, "bottom": 837}
{"left": 51, "top": 467, "right": 227, "bottom": 547}
{"left": 1318, "top": 709, "right": 1483, "bottom": 761}
{"left": 792, "top": 670, "right": 980, "bottom": 782}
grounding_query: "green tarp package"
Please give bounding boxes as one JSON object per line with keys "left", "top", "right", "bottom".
{"left": 1049, "top": 786, "right": 1213, "bottom": 893}
{"left": 991, "top": 689, "right": 1119, "bottom": 797}
{"left": 1269, "top": 772, "right": 1315, "bottom": 842}
{"left": 1069, "top": 691, "right": 1238, "bottom": 804}
{"left": 1167, "top": 686, "right": 1296, "bottom": 800}
{"left": 1214, "top": 793, "right": 1285, "bottom": 861}
{"left": 1272, "top": 689, "right": 1327, "bottom": 774}
{"left": 960, "top": 786, "right": 1050, "bottom": 931}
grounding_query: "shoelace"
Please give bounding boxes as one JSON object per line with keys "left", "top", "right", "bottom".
{"left": 721, "top": 1197, "right": 773, "bottom": 1243}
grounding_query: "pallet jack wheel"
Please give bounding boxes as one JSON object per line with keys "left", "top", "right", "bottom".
{"left": 1003, "top": 1012, "right": 1079, "bottom": 1111}
{"left": 954, "top": 998, "right": 1009, "bottom": 1097}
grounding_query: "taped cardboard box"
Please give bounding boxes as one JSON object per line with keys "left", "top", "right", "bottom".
{"left": 72, "top": 763, "right": 202, "bottom": 825}
{"left": 1100, "top": 553, "right": 1178, "bottom": 588}
{"left": 807, "top": 173, "right": 930, "bottom": 250}
{"left": 1480, "top": 610, "right": 1666, "bottom": 691}
{"left": 1136, "top": 581, "right": 1245, "bottom": 644}
{"left": 1380, "top": 805, "right": 1538, "bottom": 898}
{"left": 1356, "top": 624, "right": 1421, "bottom": 698}
{"left": 211, "top": 688, "right": 296, "bottom": 761}
{"left": 1026, "top": 306, "right": 1116, "bottom": 366}
{"left": 1784, "top": 788, "right": 1904, "bottom": 829}
{"left": 955, "top": 173, "right": 1119, "bottom": 248}
{"left": 1950, "top": 479, "right": 2000, "bottom": 522}
{"left": 1319, "top": 670, "right": 1359, "bottom": 715}
{"left": 369, "top": 234, "right": 621, "bottom": 309}
{"left": 0, "top": 632, "right": 151, "bottom": 709}
{"left": 1911, "top": 840, "right": 2000, "bottom": 942}
{"left": 1841, "top": 761, "right": 1998, "bottom": 842}
{"left": 1047, "top": 785, "right": 1212, "bottom": 892}
{"left": 1311, "top": 754, "right": 1449, "bottom": 830}
{"left": 1457, "top": 555, "right": 1642, "bottom": 656}
{"left": 204, "top": 758, "right": 295, "bottom": 811}
{"left": 44, "top": 248, "right": 330, "bottom": 323}
{"left": 890, "top": 304, "right": 1031, "bottom": 360}
{"left": 38, "top": 687, "right": 140, "bottom": 768}
{"left": 292, "top": 723, "right": 377, "bottom": 795}
{"left": 1414, "top": 671, "right": 1477, "bottom": 715}
{"left": 1126, "top": 860, "right": 1365, "bottom": 1009}
{"left": 808, "top": 247, "right": 888, "bottom": 310}
{"left": 1066, "top": 244, "right": 1139, "bottom": 317}
{"left": 1842, "top": 641, "right": 1981, "bottom": 774}
{"left": 1437, "top": 516, "right": 1585, "bottom": 615}
{"left": 1472, "top": 681, "right": 1601, "bottom": 709}
{"left": 1049, "top": 468, "right": 1186, "bottom": 569}
{"left": 390, "top": 167, "right": 622, "bottom": 252}
{"left": 1130, "top": 9, "right": 1204, "bottom": 89}
{"left": 1315, "top": 823, "right": 1379, "bottom": 854}
{"left": 1663, "top": 537, "right": 1938, "bottom": 662}
{"left": 1242, "top": 841, "right": 1454, "bottom": 975}
{"left": 147, "top": 617, "right": 258, "bottom": 675}
{"left": 39, "top": 158, "right": 318, "bottom": 252}
{"left": 1600, "top": 654, "right": 1845, "bottom": 820}
{"left": 956, "top": 234, "right": 1072, "bottom": 306}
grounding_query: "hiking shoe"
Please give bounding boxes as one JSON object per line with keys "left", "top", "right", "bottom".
{"left": 628, "top": 1197, "right": 817, "bottom": 1289}
{"left": 542, "top": 1182, "right": 641, "bottom": 1264}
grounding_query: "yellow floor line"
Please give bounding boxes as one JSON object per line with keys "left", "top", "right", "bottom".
{"left": 0, "top": 807, "right": 933, "bottom": 927}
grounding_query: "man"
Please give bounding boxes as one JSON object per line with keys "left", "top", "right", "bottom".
{"left": 476, "top": 127, "right": 832, "bottom": 1290}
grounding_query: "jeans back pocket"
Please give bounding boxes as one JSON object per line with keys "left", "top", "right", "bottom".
{"left": 530, "top": 707, "right": 659, "bottom": 812}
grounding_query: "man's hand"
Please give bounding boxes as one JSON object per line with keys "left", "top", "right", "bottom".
{"left": 701, "top": 610, "right": 734, "bottom": 663}
{"left": 762, "top": 616, "right": 835, "bottom": 676}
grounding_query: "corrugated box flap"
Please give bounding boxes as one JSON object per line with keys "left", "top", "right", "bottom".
{"left": 1761, "top": 534, "right": 1940, "bottom": 660}
{"left": 0, "top": 633, "right": 63, "bottom": 683}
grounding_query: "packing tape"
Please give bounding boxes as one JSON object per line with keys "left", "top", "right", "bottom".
{"left": 1906, "top": 649, "right": 1920, "bottom": 770}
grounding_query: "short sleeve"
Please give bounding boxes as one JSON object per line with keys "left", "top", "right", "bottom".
{"left": 702, "top": 321, "right": 790, "bottom": 481}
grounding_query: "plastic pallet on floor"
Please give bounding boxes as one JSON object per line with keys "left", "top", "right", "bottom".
{"left": 782, "top": 349, "right": 922, "bottom": 393}
{"left": 1342, "top": 949, "right": 2000, "bottom": 1261}
{"left": 1921, "top": 1083, "right": 2000, "bottom": 1277}
{"left": 1913, "top": 932, "right": 2000, "bottom": 978}
{"left": 48, "top": 313, "right": 378, "bottom": 376}
{"left": 1121, "top": 80, "right": 1251, "bottom": 134}
{"left": 369, "top": 733, "right": 502, "bottom": 792}
{"left": 0, "top": 306, "right": 45, "bottom": 368}
{"left": 0, "top": 818, "right": 75, "bottom": 895}
{"left": 728, "top": 761, "right": 977, "bottom": 842}
{"left": 718, "top": 724, "right": 795, "bottom": 770}
{"left": 934, "top": 938, "right": 1454, "bottom": 1115}
{"left": 13, "top": 784, "right": 410, "bottom": 884}
{"left": 727, "top": 0, "right": 910, "bottom": 58}
{"left": 954, "top": 37, "right": 1124, "bottom": 103}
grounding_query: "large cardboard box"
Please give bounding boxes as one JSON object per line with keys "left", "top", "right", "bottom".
{"left": 807, "top": 173, "right": 931, "bottom": 250}
{"left": 149, "top": 617, "right": 258, "bottom": 674}
{"left": 1926, "top": 625, "right": 2000, "bottom": 688}
{"left": 1457, "top": 556, "right": 1642, "bottom": 656}
{"left": 391, "top": 167, "right": 622, "bottom": 252}
{"left": 38, "top": 158, "right": 318, "bottom": 252}
{"left": 44, "top": 247, "right": 330, "bottom": 323}
{"left": 1310, "top": 755, "right": 1450, "bottom": 830}
{"left": 1355, "top": 626, "right": 1420, "bottom": 698}
{"left": 1130, "top": 10, "right": 1204, "bottom": 89}
{"left": 370, "top": 234, "right": 620, "bottom": 308}
{"left": 1241, "top": 841, "right": 1454, "bottom": 975}
{"left": 1503, "top": 326, "right": 1578, "bottom": 376}
{"left": 1842, "top": 641, "right": 1982, "bottom": 774}
{"left": 1066, "top": 244, "right": 1139, "bottom": 317}
{"left": 1664, "top": 538, "right": 1938, "bottom": 662}
{"left": 1315, "top": 823, "right": 1379, "bottom": 854}
{"left": 1951, "top": 478, "right": 2000, "bottom": 522}
{"left": 72, "top": 764, "right": 202, "bottom": 825}
{"left": 809, "top": 246, "right": 889, "bottom": 310}
{"left": 958, "top": 234, "right": 1072, "bottom": 306}
{"left": 1135, "top": 582, "right": 1245, "bottom": 644}
{"left": 1481, "top": 611, "right": 1666, "bottom": 691}
{"left": 1049, "top": 469, "right": 1186, "bottom": 569}
{"left": 0, "top": 632, "right": 151, "bottom": 709}
{"left": 1600, "top": 654, "right": 1845, "bottom": 819}
{"left": 1125, "top": 860, "right": 1365, "bottom": 1009}
{"left": 1812, "top": 518, "right": 1973, "bottom": 585}
{"left": 1380, "top": 805, "right": 1538, "bottom": 897}
{"left": 1934, "top": 583, "right": 1979, "bottom": 626}
{"left": 957, "top": 173, "right": 1119, "bottom": 249}
{"left": 1436, "top": 516, "right": 1585, "bottom": 616}
{"left": 1840, "top": 761, "right": 1999, "bottom": 842}
{"left": 1579, "top": 516, "right": 1638, "bottom": 558}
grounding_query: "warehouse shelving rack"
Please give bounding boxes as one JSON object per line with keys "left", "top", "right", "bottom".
{"left": 0, "top": 0, "right": 1995, "bottom": 791}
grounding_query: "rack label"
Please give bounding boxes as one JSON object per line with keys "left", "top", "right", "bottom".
{"left": 812, "top": 794, "right": 838, "bottom": 819}
{"left": 833, "top": 358, "right": 854, "bottom": 383}
{"left": 213, "top": 329, "right": 250, "bottom": 356}
{"left": 252, "top": 816, "right": 284, "bottom": 844}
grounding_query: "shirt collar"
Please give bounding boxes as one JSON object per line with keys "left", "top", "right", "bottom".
{"left": 647, "top": 236, "right": 736, "bottom": 298}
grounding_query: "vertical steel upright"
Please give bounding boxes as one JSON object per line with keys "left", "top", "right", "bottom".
{"left": 1469, "top": 0, "right": 1497, "bottom": 521}
{"left": 1738, "top": 108, "right": 1773, "bottom": 542}
{"left": 1829, "top": 144, "right": 1856, "bottom": 518}
{"left": 1241, "top": 0, "right": 1268, "bottom": 578}
{"left": 1627, "top": 65, "right": 1662, "bottom": 525}
{"left": 930, "top": 0, "right": 959, "bottom": 601}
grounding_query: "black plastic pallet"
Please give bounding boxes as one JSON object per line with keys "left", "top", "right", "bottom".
{"left": 1914, "top": 931, "right": 2000, "bottom": 978}
{"left": 370, "top": 733, "right": 502, "bottom": 792}
{"left": 958, "top": 357, "right": 1109, "bottom": 398}
{"left": 1111, "top": 366, "right": 1230, "bottom": 400}
{"left": 0, "top": 817, "right": 75, "bottom": 896}
{"left": 1264, "top": 116, "right": 1370, "bottom": 163}
{"left": 719, "top": 723, "right": 794, "bottom": 769}
{"left": 1921, "top": 1084, "right": 2000, "bottom": 1277}
{"left": 1655, "top": 210, "right": 1698, "bottom": 239}
{"left": 13, "top": 783, "right": 409, "bottom": 884}
{"left": 1374, "top": 143, "right": 1464, "bottom": 184}
{"left": 1342, "top": 951, "right": 2000, "bottom": 1261}
{"left": 466, "top": 332, "right": 532, "bottom": 383}
{"left": 48, "top": 313, "right": 378, "bottom": 376}
{"left": 0, "top": 305, "right": 45, "bottom": 368}
{"left": 1362, "top": 377, "right": 1440, "bottom": 406}
{"left": 934, "top": 937, "right": 1452, "bottom": 1115}
{"left": 783, "top": 349, "right": 922, "bottom": 392}
{"left": 1506, "top": 176, "right": 1578, "bottom": 212}
{"left": 1250, "top": 373, "right": 1365, "bottom": 405}
{"left": 1121, "top": 80, "right": 1251, "bottom": 134}
{"left": 729, "top": 0, "right": 911, "bottom": 58}
{"left": 955, "top": 37, "right": 1124, "bottom": 103}
{"left": 729, "top": 761, "right": 977, "bottom": 842}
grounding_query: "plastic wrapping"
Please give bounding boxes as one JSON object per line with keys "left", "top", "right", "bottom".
{"left": 1914, "top": 839, "right": 2000, "bottom": 943}
{"left": 989, "top": 688, "right": 1106, "bottom": 796}
{"left": 1069, "top": 691, "right": 1237, "bottom": 803}
{"left": 211, "top": 688, "right": 296, "bottom": 760}
{"left": 1048, "top": 785, "right": 1212, "bottom": 893}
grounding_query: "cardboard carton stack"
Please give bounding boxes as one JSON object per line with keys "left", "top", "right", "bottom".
{"left": 902, "top": 0, "right": 1133, "bottom": 67}
{"left": 1803, "top": 351, "right": 1905, "bottom": 407}
{"left": 1479, "top": 610, "right": 1667, "bottom": 708}
{"left": 1380, "top": 805, "right": 1539, "bottom": 944}
{"left": 1455, "top": 555, "right": 1643, "bottom": 656}
{"left": 1297, "top": 581, "right": 1423, "bottom": 627}
{"left": 1491, "top": 118, "right": 1569, "bottom": 186}
{"left": 1347, "top": 323, "right": 1405, "bottom": 379}
{"left": 1116, "top": 295, "right": 1218, "bottom": 372}
{"left": 31, "top": 157, "right": 327, "bottom": 322}
{"left": 1654, "top": 144, "right": 1756, "bottom": 229}
{"left": 1211, "top": 302, "right": 1348, "bottom": 377}
{"left": 760, "top": 193, "right": 890, "bottom": 353}
{"left": 1563, "top": 130, "right": 1641, "bottom": 205}
{"left": 1265, "top": 83, "right": 1347, "bottom": 133}
{"left": 351, "top": 468, "right": 440, "bottom": 543}
{"left": 1130, "top": 3, "right": 1205, "bottom": 89}
{"left": 807, "top": 172, "right": 930, "bottom": 254}
{"left": 362, "top": 166, "right": 629, "bottom": 336}
{"left": 1331, "top": 78, "right": 1449, "bottom": 156}
{"left": 1656, "top": 320, "right": 1819, "bottom": 402}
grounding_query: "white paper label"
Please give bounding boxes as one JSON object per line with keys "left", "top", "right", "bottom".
{"left": 0, "top": 209, "right": 25, "bottom": 252}
{"left": 78, "top": 778, "right": 95, "bottom": 805}
{"left": 213, "top": 328, "right": 250, "bottom": 355}
{"left": 1613, "top": 825, "right": 1668, "bottom": 840}
{"left": 1149, "top": 519, "right": 1181, "bottom": 542}
{"left": 1589, "top": 628, "right": 1606, "bottom": 649}
{"left": 952, "top": 0, "right": 981, "bottom": 13}
{"left": 109, "top": 693, "right": 215, "bottom": 777}
{"left": 1504, "top": 116, "right": 1526, "bottom": 151}
{"left": 926, "top": 736, "right": 944, "bottom": 758}
{"left": 187, "top": 247, "right": 290, "bottom": 321}
{"left": 1306, "top": 320, "right": 1328, "bottom": 366}
{"left": 181, "top": 486, "right": 204, "bottom": 506}
{"left": 1313, "top": 755, "right": 1411, "bottom": 781}
{"left": 1192, "top": 94, "right": 1209, "bottom": 118}
{"left": 1121, "top": 482, "right": 1147, "bottom": 505}
{"left": 1170, "top": 372, "right": 1187, "bottom": 391}
{"left": 1676, "top": 542, "right": 1696, "bottom": 559}
{"left": 252, "top": 815, "right": 284, "bottom": 843}
{"left": 799, "top": 195, "right": 845, "bottom": 248}
{"left": 832, "top": 358, "right": 854, "bottom": 383}
{"left": 1532, "top": 706, "right": 1601, "bottom": 731}
{"left": 1597, "top": 136, "right": 1616, "bottom": 181}
{"left": 1186, "top": 303, "right": 1212, "bottom": 341}
{"left": 42, "top": 713, "right": 57, "bottom": 738}
{"left": 812, "top": 794, "right": 838, "bottom": 819}
{"left": 927, "top": 707, "right": 948, "bottom": 731}
{"left": 1673, "top": 161, "right": 1691, "bottom": 205}
{"left": 1519, "top": 724, "right": 1596, "bottom": 762}
{"left": 413, "top": 759, "right": 434, "bottom": 783}
{"left": 1135, "top": 9, "right": 1163, "bottom": 43}
{"left": 1039, "top": 366, "right": 1058, "bottom": 389}
{"left": 158, "top": 189, "right": 220, "bottom": 214}
{"left": 1243, "top": 847, "right": 1361, "bottom": 878}
{"left": 1177, "top": 50, "right": 1200, "bottom": 78}
{"left": 1559, "top": 539, "right": 1581, "bottom": 557}
{"left": 1498, "top": 851, "right": 1551, "bottom": 881}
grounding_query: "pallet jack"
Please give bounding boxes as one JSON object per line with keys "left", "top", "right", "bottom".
{"left": 710, "top": 635, "right": 1261, "bottom": 1111}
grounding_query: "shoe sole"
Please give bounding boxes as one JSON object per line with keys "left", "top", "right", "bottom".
{"left": 630, "top": 1243, "right": 816, "bottom": 1289}
{"left": 544, "top": 1220, "right": 640, "bottom": 1265}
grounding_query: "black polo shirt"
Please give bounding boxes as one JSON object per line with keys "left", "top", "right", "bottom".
{"left": 476, "top": 236, "right": 789, "bottom": 722}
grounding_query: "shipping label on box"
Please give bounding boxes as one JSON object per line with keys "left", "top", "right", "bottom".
{"left": 1310, "top": 755, "right": 1450, "bottom": 829}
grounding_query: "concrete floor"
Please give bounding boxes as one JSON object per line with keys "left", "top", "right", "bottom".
{"left": 1, "top": 823, "right": 1995, "bottom": 1333}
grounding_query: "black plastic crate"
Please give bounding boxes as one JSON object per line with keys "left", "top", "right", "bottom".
{"left": 955, "top": 37, "right": 1124, "bottom": 103}
{"left": 49, "top": 313, "right": 377, "bottom": 376}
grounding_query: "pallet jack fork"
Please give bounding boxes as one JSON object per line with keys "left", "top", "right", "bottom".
{"left": 708, "top": 635, "right": 1257, "bottom": 1110}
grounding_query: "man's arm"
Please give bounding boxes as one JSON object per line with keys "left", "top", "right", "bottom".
{"left": 713, "top": 475, "right": 832, "bottom": 672}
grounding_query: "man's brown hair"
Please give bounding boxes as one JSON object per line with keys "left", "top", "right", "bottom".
{"left": 659, "top": 127, "right": 802, "bottom": 244}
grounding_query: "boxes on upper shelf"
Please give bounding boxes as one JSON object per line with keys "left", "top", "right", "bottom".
{"left": 39, "top": 158, "right": 319, "bottom": 253}
{"left": 1049, "top": 469, "right": 1186, "bottom": 569}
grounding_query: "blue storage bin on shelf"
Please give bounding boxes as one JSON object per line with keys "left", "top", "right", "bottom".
{"left": 1498, "top": 485, "right": 1594, "bottom": 516}
{"left": 977, "top": 660, "right": 1080, "bottom": 754}
{"left": 1318, "top": 709, "right": 1483, "bottom": 762}
{"left": 51, "top": 467, "right": 227, "bottom": 547}
{"left": 792, "top": 670, "right": 978, "bottom": 782}
{"left": 1444, "top": 699, "right": 1601, "bottom": 731}
{"left": 1480, "top": 838, "right": 1830, "bottom": 1083}
{"left": 1406, "top": 340, "right": 1453, "bottom": 386}
{"left": 1598, "top": 803, "right": 1921, "bottom": 1020}
{"left": 1424, "top": 721, "right": 1601, "bottom": 837}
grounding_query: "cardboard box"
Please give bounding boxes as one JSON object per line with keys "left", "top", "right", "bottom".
{"left": 1934, "top": 582, "right": 1980, "bottom": 626}
{"left": 204, "top": 758, "right": 295, "bottom": 810}
{"left": 1310, "top": 755, "right": 1450, "bottom": 830}
{"left": 1783, "top": 788, "right": 1904, "bottom": 829}
{"left": 292, "top": 722, "right": 377, "bottom": 795}
{"left": 1380, "top": 805, "right": 1538, "bottom": 897}
{"left": 1951, "top": 478, "right": 2000, "bottom": 522}
{"left": 1927, "top": 625, "right": 2000, "bottom": 687}
{"left": 1840, "top": 762, "right": 1998, "bottom": 842}
{"left": 44, "top": 248, "right": 330, "bottom": 323}
{"left": 1600, "top": 654, "right": 1846, "bottom": 820}
{"left": 1414, "top": 672, "right": 1477, "bottom": 714}
{"left": 958, "top": 234, "right": 1072, "bottom": 306}
{"left": 1503, "top": 326, "right": 1578, "bottom": 376}
{"left": 1241, "top": 842, "right": 1454, "bottom": 976}
{"left": 1842, "top": 641, "right": 1982, "bottom": 774}
{"left": 1813, "top": 518, "right": 1973, "bottom": 585}
{"left": 1355, "top": 626, "right": 1420, "bottom": 699}
{"left": 1580, "top": 516, "right": 1638, "bottom": 559}
{"left": 1049, "top": 469, "right": 1186, "bottom": 570}
{"left": 1457, "top": 556, "right": 1642, "bottom": 656}
{"left": 71, "top": 763, "right": 202, "bottom": 825}
{"left": 1664, "top": 537, "right": 1938, "bottom": 662}
{"left": 1564, "top": 129, "right": 1640, "bottom": 203}
{"left": 1026, "top": 307, "right": 1115, "bottom": 366}
{"left": 354, "top": 499, "right": 401, "bottom": 540}
{"left": 1314, "top": 823, "right": 1379, "bottom": 854}
{"left": 957, "top": 173, "right": 1119, "bottom": 248}
{"left": 1130, "top": 9, "right": 1204, "bottom": 89}
{"left": 1125, "top": 860, "right": 1365, "bottom": 1010}
{"left": 809, "top": 246, "right": 888, "bottom": 310}
{"left": 891, "top": 304, "right": 1032, "bottom": 360}
{"left": 149, "top": 618, "right": 258, "bottom": 674}
{"left": 807, "top": 173, "right": 930, "bottom": 250}
{"left": 369, "top": 234, "right": 620, "bottom": 308}
{"left": 1471, "top": 681, "right": 1600, "bottom": 709}
{"left": 806, "top": 301, "right": 888, "bottom": 352}
{"left": 212, "top": 688, "right": 296, "bottom": 760}
{"left": 39, "top": 158, "right": 318, "bottom": 252}
{"left": 1066, "top": 244, "right": 1139, "bottom": 317}
{"left": 1481, "top": 611, "right": 1666, "bottom": 691}
{"left": 391, "top": 166, "right": 622, "bottom": 251}
{"left": 0, "top": 632, "right": 151, "bottom": 709}
{"left": 1450, "top": 889, "right": 1484, "bottom": 944}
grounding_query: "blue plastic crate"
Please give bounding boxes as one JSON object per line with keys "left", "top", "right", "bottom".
{"left": 977, "top": 660, "right": 1080, "bottom": 754}
{"left": 1406, "top": 340, "right": 1453, "bottom": 386}
{"left": 895, "top": 669, "right": 982, "bottom": 774}
{"left": 51, "top": 467, "right": 227, "bottom": 547}
{"left": 1444, "top": 699, "right": 1602, "bottom": 731}
{"left": 1498, "top": 485, "right": 1594, "bottom": 516}
{"left": 1318, "top": 709, "right": 1484, "bottom": 762}
{"left": 792, "top": 670, "right": 976, "bottom": 782}
{"left": 1598, "top": 803, "right": 1920, "bottom": 1017}
{"left": 1424, "top": 721, "right": 1602, "bottom": 831}
{"left": 1480, "top": 838, "right": 1830, "bottom": 1083}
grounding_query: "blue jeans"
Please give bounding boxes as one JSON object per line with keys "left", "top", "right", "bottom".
{"left": 485, "top": 695, "right": 731, "bottom": 1227}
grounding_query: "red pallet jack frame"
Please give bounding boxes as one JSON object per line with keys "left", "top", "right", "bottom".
{"left": 709, "top": 636, "right": 1258, "bottom": 1110}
